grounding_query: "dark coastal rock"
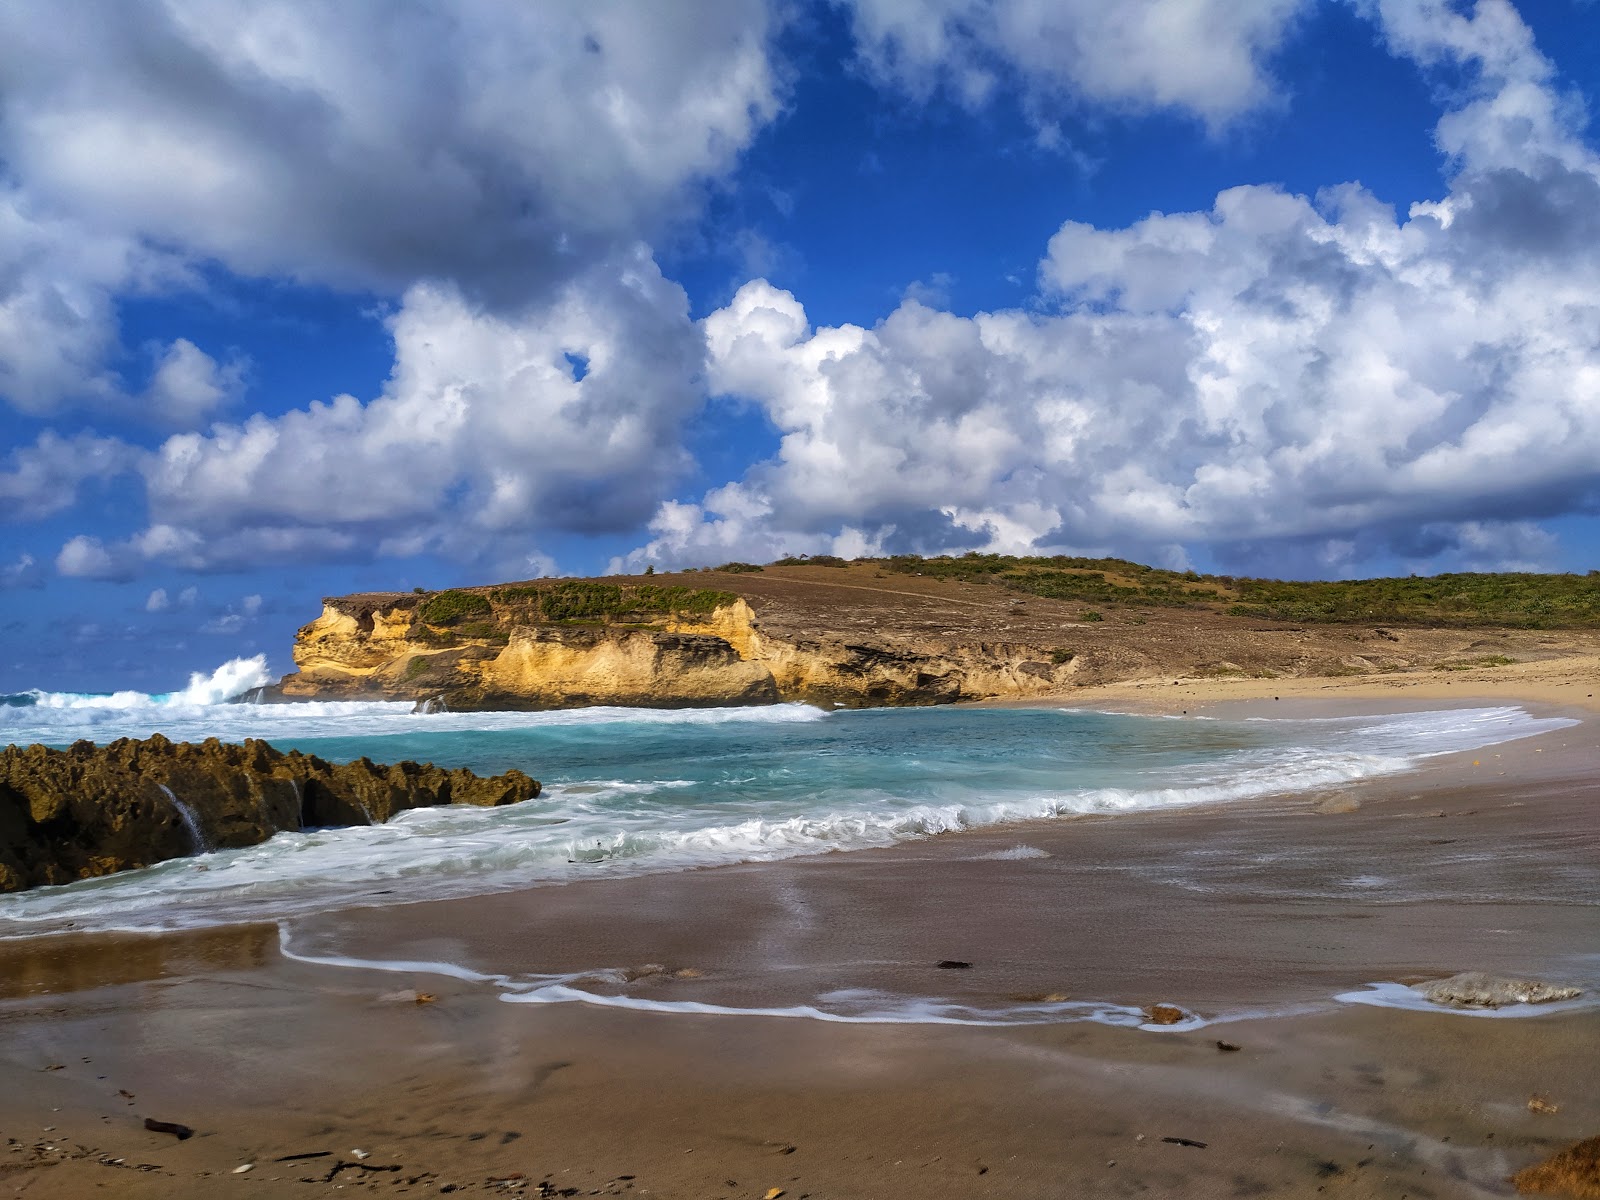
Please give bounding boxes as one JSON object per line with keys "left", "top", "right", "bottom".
{"left": 1512, "top": 1133, "right": 1600, "bottom": 1199}
{"left": 1143, "top": 1004, "right": 1189, "bottom": 1025}
{"left": 0, "top": 735, "right": 539, "bottom": 893}
{"left": 1415, "top": 972, "right": 1581, "bottom": 1008}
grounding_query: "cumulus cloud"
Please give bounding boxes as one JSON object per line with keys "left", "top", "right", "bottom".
{"left": 627, "top": 1, "right": 1600, "bottom": 573}
{"left": 144, "top": 338, "right": 245, "bottom": 426}
{"left": 0, "top": 430, "right": 138, "bottom": 520}
{"left": 0, "top": 0, "right": 781, "bottom": 303}
{"left": 56, "top": 535, "right": 134, "bottom": 582}
{"left": 841, "top": 0, "right": 1307, "bottom": 127}
{"left": 0, "top": 0, "right": 783, "bottom": 418}
{"left": 76, "top": 248, "right": 703, "bottom": 574}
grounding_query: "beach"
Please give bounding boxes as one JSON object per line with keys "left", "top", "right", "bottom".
{"left": 2, "top": 677, "right": 1597, "bottom": 1198}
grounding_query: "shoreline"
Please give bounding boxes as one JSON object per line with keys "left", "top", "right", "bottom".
{"left": 1, "top": 689, "right": 1596, "bottom": 1197}
{"left": 1023, "top": 651, "right": 1600, "bottom": 717}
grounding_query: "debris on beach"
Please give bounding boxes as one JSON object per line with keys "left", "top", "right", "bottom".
{"left": 1143, "top": 1004, "right": 1188, "bottom": 1025}
{"left": 1316, "top": 796, "right": 1360, "bottom": 813}
{"left": 1529, "top": 1096, "right": 1561, "bottom": 1115}
{"left": 1161, "top": 1136, "right": 1208, "bottom": 1149}
{"left": 1511, "top": 1133, "right": 1600, "bottom": 1198}
{"left": 936, "top": 959, "right": 972, "bottom": 969}
{"left": 1216, "top": 1040, "right": 1241, "bottom": 1052}
{"left": 142, "top": 1117, "right": 193, "bottom": 1140}
{"left": 1415, "top": 972, "right": 1581, "bottom": 1008}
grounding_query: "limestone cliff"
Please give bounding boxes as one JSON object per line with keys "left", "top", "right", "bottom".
{"left": 0, "top": 735, "right": 539, "bottom": 892}
{"left": 275, "top": 561, "right": 1600, "bottom": 711}
{"left": 275, "top": 578, "right": 1077, "bottom": 710}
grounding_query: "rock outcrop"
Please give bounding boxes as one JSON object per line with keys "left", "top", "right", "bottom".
{"left": 1414, "top": 971, "right": 1582, "bottom": 1008}
{"left": 0, "top": 735, "right": 539, "bottom": 892}
{"left": 273, "top": 562, "right": 1600, "bottom": 712}
{"left": 275, "top": 581, "right": 1077, "bottom": 710}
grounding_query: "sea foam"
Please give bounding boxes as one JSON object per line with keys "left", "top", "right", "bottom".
{"left": 0, "top": 701, "right": 1575, "bottom": 939}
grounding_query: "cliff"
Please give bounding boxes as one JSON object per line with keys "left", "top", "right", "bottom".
{"left": 275, "top": 577, "right": 1082, "bottom": 709}
{"left": 0, "top": 736, "right": 538, "bottom": 892}
{"left": 274, "top": 561, "right": 1600, "bottom": 711}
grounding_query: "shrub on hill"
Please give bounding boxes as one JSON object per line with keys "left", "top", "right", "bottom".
{"left": 418, "top": 589, "right": 491, "bottom": 626}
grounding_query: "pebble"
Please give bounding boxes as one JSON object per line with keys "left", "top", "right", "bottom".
{"left": 233, "top": 1163, "right": 254, "bottom": 1174}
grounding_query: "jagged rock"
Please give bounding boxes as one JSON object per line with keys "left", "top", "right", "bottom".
{"left": 1143, "top": 1004, "right": 1189, "bottom": 1025}
{"left": 1415, "top": 972, "right": 1581, "bottom": 1008}
{"left": 1512, "top": 1133, "right": 1600, "bottom": 1198}
{"left": 0, "top": 735, "right": 539, "bottom": 892}
{"left": 271, "top": 582, "right": 1082, "bottom": 711}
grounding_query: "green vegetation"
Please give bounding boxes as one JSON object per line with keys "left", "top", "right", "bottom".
{"left": 868, "top": 553, "right": 1600, "bottom": 628}
{"left": 1224, "top": 573, "right": 1600, "bottom": 627}
{"left": 403, "top": 655, "right": 431, "bottom": 679}
{"left": 1435, "top": 654, "right": 1517, "bottom": 671}
{"left": 407, "top": 556, "right": 1600, "bottom": 640}
{"left": 1050, "top": 648, "right": 1075, "bottom": 664}
{"left": 485, "top": 581, "right": 739, "bottom": 626}
{"left": 774, "top": 554, "right": 848, "bottom": 567}
{"left": 454, "top": 620, "right": 510, "bottom": 644}
{"left": 418, "top": 589, "right": 491, "bottom": 626}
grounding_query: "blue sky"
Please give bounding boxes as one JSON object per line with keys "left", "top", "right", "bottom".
{"left": 3, "top": 0, "right": 1599, "bottom": 692}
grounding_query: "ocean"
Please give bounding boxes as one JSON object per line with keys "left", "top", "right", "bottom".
{"left": 0, "top": 655, "right": 1577, "bottom": 958}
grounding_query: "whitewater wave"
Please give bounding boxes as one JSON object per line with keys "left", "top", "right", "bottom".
{"left": 5, "top": 656, "right": 272, "bottom": 713}
{"left": 0, "top": 702, "right": 1573, "bottom": 939}
{"left": 0, "top": 747, "right": 1443, "bottom": 936}
{"left": 0, "top": 654, "right": 830, "bottom": 743}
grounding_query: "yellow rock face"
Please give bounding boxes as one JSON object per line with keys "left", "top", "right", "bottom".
{"left": 279, "top": 593, "right": 1074, "bottom": 710}
{"left": 290, "top": 604, "right": 419, "bottom": 678}
{"left": 476, "top": 627, "right": 777, "bottom": 708}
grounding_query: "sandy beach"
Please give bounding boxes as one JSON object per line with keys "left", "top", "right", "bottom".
{"left": 2, "top": 673, "right": 1597, "bottom": 1198}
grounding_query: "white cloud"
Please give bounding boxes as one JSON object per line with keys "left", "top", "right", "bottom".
{"left": 0, "top": 0, "right": 781, "bottom": 302}
{"left": 0, "top": 430, "right": 139, "bottom": 520}
{"left": 145, "top": 338, "right": 245, "bottom": 426}
{"left": 613, "top": 483, "right": 891, "bottom": 571}
{"left": 0, "top": 552, "right": 43, "bottom": 590}
{"left": 56, "top": 535, "right": 134, "bottom": 581}
{"left": 0, "top": 0, "right": 784, "bottom": 418}
{"left": 144, "top": 587, "right": 169, "bottom": 612}
{"left": 70, "top": 248, "right": 703, "bottom": 575}
{"left": 842, "top": 0, "right": 1308, "bottom": 128}
{"left": 627, "top": 2, "right": 1600, "bottom": 572}
{"left": 200, "top": 592, "right": 264, "bottom": 635}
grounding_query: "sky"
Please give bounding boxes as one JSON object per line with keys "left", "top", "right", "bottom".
{"left": 3, "top": 0, "right": 1600, "bottom": 693}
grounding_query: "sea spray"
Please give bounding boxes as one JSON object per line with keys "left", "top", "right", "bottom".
{"left": 0, "top": 703, "right": 1573, "bottom": 939}
{"left": 156, "top": 784, "right": 211, "bottom": 855}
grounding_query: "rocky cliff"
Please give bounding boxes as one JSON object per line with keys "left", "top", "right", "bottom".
{"left": 0, "top": 735, "right": 539, "bottom": 892}
{"left": 275, "top": 577, "right": 1078, "bottom": 710}
{"left": 274, "top": 562, "right": 1600, "bottom": 712}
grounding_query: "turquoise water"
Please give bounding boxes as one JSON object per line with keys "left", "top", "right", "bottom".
{"left": 0, "top": 660, "right": 1575, "bottom": 940}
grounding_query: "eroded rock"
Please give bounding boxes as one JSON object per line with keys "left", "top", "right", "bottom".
{"left": 0, "top": 735, "right": 539, "bottom": 892}
{"left": 1512, "top": 1133, "right": 1600, "bottom": 1198}
{"left": 1415, "top": 971, "right": 1581, "bottom": 1008}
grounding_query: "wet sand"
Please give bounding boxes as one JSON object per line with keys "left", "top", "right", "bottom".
{"left": 2, "top": 697, "right": 1597, "bottom": 1198}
